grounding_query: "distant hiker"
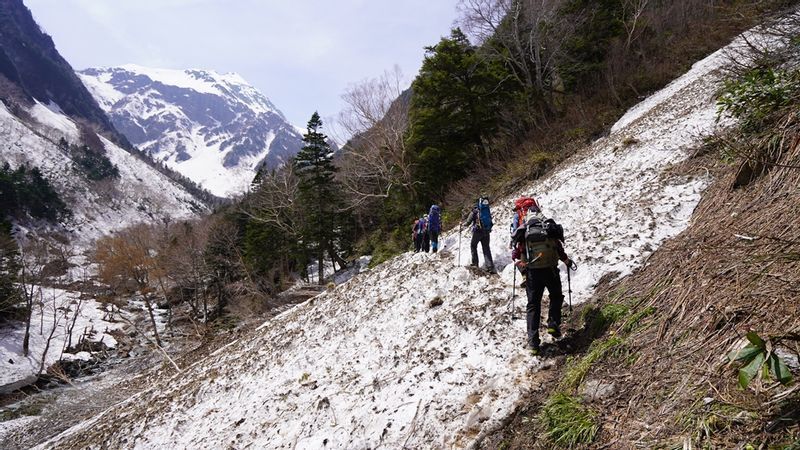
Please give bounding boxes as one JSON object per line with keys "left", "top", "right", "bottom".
{"left": 428, "top": 205, "right": 441, "bottom": 253}
{"left": 463, "top": 196, "right": 495, "bottom": 273}
{"left": 511, "top": 205, "right": 573, "bottom": 355}
{"left": 421, "top": 214, "right": 431, "bottom": 252}
{"left": 412, "top": 218, "right": 421, "bottom": 252}
{"left": 509, "top": 196, "right": 541, "bottom": 288}
{"left": 414, "top": 215, "right": 428, "bottom": 253}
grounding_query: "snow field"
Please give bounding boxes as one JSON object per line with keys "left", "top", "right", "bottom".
{"left": 0, "top": 288, "right": 125, "bottom": 390}
{"left": 33, "top": 23, "right": 777, "bottom": 450}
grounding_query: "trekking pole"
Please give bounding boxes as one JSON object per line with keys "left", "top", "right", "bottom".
{"left": 509, "top": 266, "right": 517, "bottom": 321}
{"left": 458, "top": 221, "right": 462, "bottom": 266}
{"left": 566, "top": 265, "right": 572, "bottom": 315}
{"left": 566, "top": 260, "right": 577, "bottom": 315}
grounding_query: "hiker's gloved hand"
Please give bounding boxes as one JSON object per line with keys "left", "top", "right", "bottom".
{"left": 515, "top": 260, "right": 527, "bottom": 269}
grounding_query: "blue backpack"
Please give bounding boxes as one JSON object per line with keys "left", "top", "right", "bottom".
{"left": 428, "top": 205, "right": 441, "bottom": 233}
{"left": 476, "top": 199, "right": 493, "bottom": 231}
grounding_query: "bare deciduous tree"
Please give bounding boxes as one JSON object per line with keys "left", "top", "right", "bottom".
{"left": 94, "top": 225, "right": 163, "bottom": 347}
{"left": 334, "top": 66, "right": 418, "bottom": 216}
{"left": 243, "top": 168, "right": 301, "bottom": 236}
{"left": 457, "top": 0, "right": 569, "bottom": 97}
{"left": 622, "top": 0, "right": 650, "bottom": 51}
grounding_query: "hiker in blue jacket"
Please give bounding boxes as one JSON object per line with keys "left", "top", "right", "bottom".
{"left": 462, "top": 196, "right": 495, "bottom": 273}
{"left": 414, "top": 215, "right": 427, "bottom": 253}
{"left": 428, "top": 205, "right": 442, "bottom": 253}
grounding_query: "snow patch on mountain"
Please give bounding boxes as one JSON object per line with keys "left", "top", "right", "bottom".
{"left": 78, "top": 65, "right": 305, "bottom": 197}
{"left": 0, "top": 101, "right": 205, "bottom": 249}
{"left": 28, "top": 101, "right": 80, "bottom": 141}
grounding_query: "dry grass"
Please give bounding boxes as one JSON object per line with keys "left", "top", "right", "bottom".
{"left": 578, "top": 118, "right": 800, "bottom": 448}
{"left": 479, "top": 104, "right": 800, "bottom": 450}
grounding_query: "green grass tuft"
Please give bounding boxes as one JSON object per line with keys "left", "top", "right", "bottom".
{"left": 539, "top": 392, "right": 599, "bottom": 447}
{"left": 621, "top": 306, "right": 656, "bottom": 333}
{"left": 561, "top": 336, "right": 625, "bottom": 391}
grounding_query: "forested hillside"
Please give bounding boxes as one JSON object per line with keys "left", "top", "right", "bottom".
{"left": 149, "top": 0, "right": 795, "bottom": 312}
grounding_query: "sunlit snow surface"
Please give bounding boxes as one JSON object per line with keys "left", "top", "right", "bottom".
{"left": 37, "top": 31, "right": 750, "bottom": 450}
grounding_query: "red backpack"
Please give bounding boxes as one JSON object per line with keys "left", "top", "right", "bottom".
{"left": 513, "top": 197, "right": 539, "bottom": 229}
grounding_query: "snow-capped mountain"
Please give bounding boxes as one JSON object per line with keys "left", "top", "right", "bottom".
{"left": 0, "top": 0, "right": 206, "bottom": 247}
{"left": 33, "top": 17, "right": 761, "bottom": 450}
{"left": 78, "top": 65, "right": 304, "bottom": 197}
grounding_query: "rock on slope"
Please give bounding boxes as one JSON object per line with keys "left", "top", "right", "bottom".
{"left": 78, "top": 65, "right": 304, "bottom": 197}
{"left": 36, "top": 23, "right": 754, "bottom": 450}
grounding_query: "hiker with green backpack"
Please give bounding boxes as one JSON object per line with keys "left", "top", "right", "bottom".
{"left": 463, "top": 195, "right": 496, "bottom": 274}
{"left": 510, "top": 197, "right": 575, "bottom": 355}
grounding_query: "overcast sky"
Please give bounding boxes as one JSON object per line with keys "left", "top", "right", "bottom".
{"left": 25, "top": 0, "right": 461, "bottom": 130}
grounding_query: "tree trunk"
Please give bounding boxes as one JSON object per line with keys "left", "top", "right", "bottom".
{"left": 22, "top": 310, "right": 31, "bottom": 357}
{"left": 143, "top": 296, "right": 162, "bottom": 347}
{"left": 328, "top": 247, "right": 348, "bottom": 272}
{"left": 317, "top": 249, "right": 324, "bottom": 285}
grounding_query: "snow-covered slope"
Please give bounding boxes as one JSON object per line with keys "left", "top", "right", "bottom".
{"left": 0, "top": 99, "right": 205, "bottom": 249}
{"left": 37, "top": 27, "right": 755, "bottom": 450}
{"left": 78, "top": 65, "right": 304, "bottom": 197}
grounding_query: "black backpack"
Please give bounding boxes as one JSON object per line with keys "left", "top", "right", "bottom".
{"left": 511, "top": 216, "right": 564, "bottom": 244}
{"left": 522, "top": 217, "right": 564, "bottom": 268}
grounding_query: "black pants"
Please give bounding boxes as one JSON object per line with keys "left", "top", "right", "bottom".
{"left": 470, "top": 228, "right": 494, "bottom": 271}
{"left": 525, "top": 266, "right": 564, "bottom": 346}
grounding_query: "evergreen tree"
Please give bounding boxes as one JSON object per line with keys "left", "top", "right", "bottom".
{"left": 293, "top": 112, "right": 351, "bottom": 284}
{"left": 0, "top": 220, "right": 21, "bottom": 318}
{"left": 407, "top": 28, "right": 515, "bottom": 205}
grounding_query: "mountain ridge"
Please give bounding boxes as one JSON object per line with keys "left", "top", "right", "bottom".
{"left": 78, "top": 65, "right": 305, "bottom": 197}
{"left": 0, "top": 0, "right": 126, "bottom": 146}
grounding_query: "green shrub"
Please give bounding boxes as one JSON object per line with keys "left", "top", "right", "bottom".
{"left": 717, "top": 68, "right": 800, "bottom": 133}
{"left": 356, "top": 227, "right": 407, "bottom": 268}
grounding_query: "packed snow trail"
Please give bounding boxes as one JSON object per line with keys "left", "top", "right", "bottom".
{"left": 444, "top": 40, "right": 737, "bottom": 302}
{"left": 38, "top": 27, "right": 754, "bottom": 450}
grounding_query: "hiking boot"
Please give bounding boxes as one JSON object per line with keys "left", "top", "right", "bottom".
{"left": 525, "top": 340, "right": 540, "bottom": 355}
{"left": 546, "top": 327, "right": 561, "bottom": 338}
